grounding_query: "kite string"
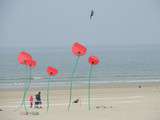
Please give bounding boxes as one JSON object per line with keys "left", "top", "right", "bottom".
{"left": 68, "top": 56, "right": 80, "bottom": 111}
{"left": 88, "top": 65, "right": 93, "bottom": 111}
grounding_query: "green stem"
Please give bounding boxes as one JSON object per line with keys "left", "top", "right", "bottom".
{"left": 88, "top": 65, "right": 93, "bottom": 111}
{"left": 21, "top": 67, "right": 28, "bottom": 106}
{"left": 47, "top": 77, "right": 50, "bottom": 112}
{"left": 21, "top": 83, "right": 27, "bottom": 105}
{"left": 68, "top": 56, "right": 80, "bottom": 111}
{"left": 23, "top": 83, "right": 28, "bottom": 113}
{"left": 24, "top": 67, "right": 32, "bottom": 113}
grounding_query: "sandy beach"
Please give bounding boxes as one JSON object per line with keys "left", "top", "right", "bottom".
{"left": 0, "top": 84, "right": 160, "bottom": 120}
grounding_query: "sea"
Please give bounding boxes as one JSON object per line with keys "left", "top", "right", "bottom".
{"left": 0, "top": 45, "right": 160, "bottom": 89}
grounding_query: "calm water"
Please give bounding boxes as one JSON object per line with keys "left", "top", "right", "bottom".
{"left": 0, "top": 45, "right": 160, "bottom": 89}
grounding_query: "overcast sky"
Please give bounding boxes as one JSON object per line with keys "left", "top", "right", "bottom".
{"left": 1, "top": 0, "right": 160, "bottom": 47}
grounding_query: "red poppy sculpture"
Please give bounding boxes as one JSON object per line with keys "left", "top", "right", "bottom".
{"left": 26, "top": 59, "right": 37, "bottom": 69}
{"left": 18, "top": 51, "right": 32, "bottom": 65}
{"left": 68, "top": 42, "right": 87, "bottom": 110}
{"left": 72, "top": 42, "right": 87, "bottom": 56}
{"left": 18, "top": 51, "right": 37, "bottom": 113}
{"left": 46, "top": 66, "right": 58, "bottom": 111}
{"left": 88, "top": 56, "right": 100, "bottom": 110}
{"left": 88, "top": 56, "right": 99, "bottom": 65}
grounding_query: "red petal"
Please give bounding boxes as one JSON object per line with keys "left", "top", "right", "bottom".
{"left": 26, "top": 59, "right": 37, "bottom": 68}
{"left": 88, "top": 56, "right": 100, "bottom": 65}
{"left": 18, "top": 51, "right": 32, "bottom": 65}
{"left": 47, "top": 66, "right": 58, "bottom": 76}
{"left": 72, "top": 42, "right": 87, "bottom": 56}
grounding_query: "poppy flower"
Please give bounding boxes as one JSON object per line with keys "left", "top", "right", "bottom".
{"left": 18, "top": 51, "right": 32, "bottom": 65}
{"left": 88, "top": 56, "right": 100, "bottom": 65}
{"left": 26, "top": 59, "right": 37, "bottom": 69}
{"left": 47, "top": 66, "right": 58, "bottom": 76}
{"left": 72, "top": 42, "right": 87, "bottom": 56}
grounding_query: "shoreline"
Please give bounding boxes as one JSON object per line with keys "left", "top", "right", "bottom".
{"left": 0, "top": 81, "right": 160, "bottom": 91}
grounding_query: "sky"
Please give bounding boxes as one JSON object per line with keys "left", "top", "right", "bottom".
{"left": 1, "top": 0, "right": 160, "bottom": 48}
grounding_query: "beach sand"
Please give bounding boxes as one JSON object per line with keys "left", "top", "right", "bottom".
{"left": 0, "top": 84, "right": 160, "bottom": 120}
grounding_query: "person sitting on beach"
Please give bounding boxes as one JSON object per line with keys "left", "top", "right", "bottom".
{"left": 35, "top": 92, "right": 42, "bottom": 108}
{"left": 29, "top": 95, "right": 33, "bottom": 108}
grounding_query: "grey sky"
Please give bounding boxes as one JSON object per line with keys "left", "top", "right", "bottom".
{"left": 1, "top": 0, "right": 160, "bottom": 47}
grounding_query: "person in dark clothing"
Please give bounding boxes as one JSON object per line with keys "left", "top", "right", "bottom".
{"left": 35, "top": 92, "right": 42, "bottom": 108}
